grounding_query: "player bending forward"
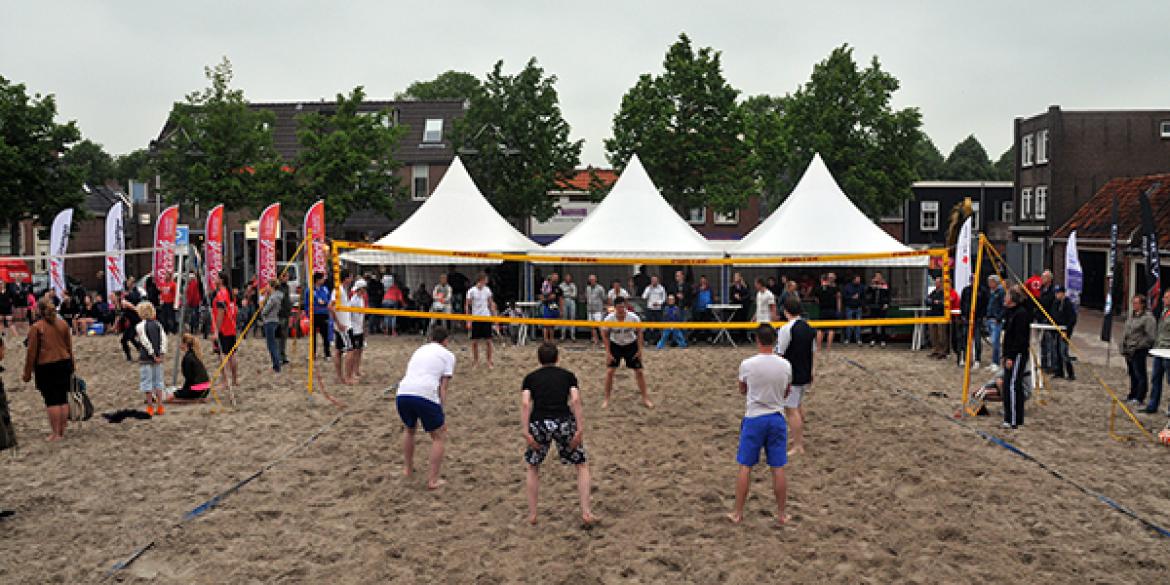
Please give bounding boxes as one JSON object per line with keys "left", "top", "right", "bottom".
{"left": 728, "top": 323, "right": 791, "bottom": 526}
{"left": 602, "top": 297, "right": 652, "bottom": 409}
{"left": 521, "top": 342, "right": 597, "bottom": 527}
{"left": 395, "top": 326, "right": 455, "bottom": 490}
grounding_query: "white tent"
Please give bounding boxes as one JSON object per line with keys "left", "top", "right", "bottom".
{"left": 342, "top": 157, "right": 537, "bottom": 265}
{"left": 730, "top": 153, "right": 926, "bottom": 266}
{"left": 543, "top": 154, "right": 718, "bottom": 260}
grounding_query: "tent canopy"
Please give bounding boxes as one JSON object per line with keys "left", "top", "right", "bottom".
{"left": 731, "top": 153, "right": 926, "bottom": 266}
{"left": 543, "top": 154, "right": 718, "bottom": 260}
{"left": 342, "top": 157, "right": 536, "bottom": 265}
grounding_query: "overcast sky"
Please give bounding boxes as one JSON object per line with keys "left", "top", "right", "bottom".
{"left": 4, "top": 1, "right": 1169, "bottom": 167}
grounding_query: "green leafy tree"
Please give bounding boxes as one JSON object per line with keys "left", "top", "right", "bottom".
{"left": 62, "top": 139, "right": 114, "bottom": 187}
{"left": 153, "top": 57, "right": 282, "bottom": 212}
{"left": 606, "top": 33, "right": 753, "bottom": 214}
{"left": 292, "top": 86, "right": 407, "bottom": 225}
{"left": 742, "top": 94, "right": 789, "bottom": 209}
{"left": 912, "top": 134, "right": 946, "bottom": 180}
{"left": 113, "top": 148, "right": 154, "bottom": 184}
{"left": 452, "top": 58, "right": 581, "bottom": 222}
{"left": 942, "top": 135, "right": 995, "bottom": 180}
{"left": 770, "top": 45, "right": 922, "bottom": 217}
{"left": 396, "top": 71, "right": 481, "bottom": 102}
{"left": 994, "top": 146, "right": 1014, "bottom": 181}
{"left": 0, "top": 75, "right": 86, "bottom": 249}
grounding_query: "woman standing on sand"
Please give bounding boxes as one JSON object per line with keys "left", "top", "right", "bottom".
{"left": 23, "top": 297, "right": 75, "bottom": 441}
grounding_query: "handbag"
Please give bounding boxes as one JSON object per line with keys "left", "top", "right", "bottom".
{"left": 67, "top": 374, "right": 93, "bottom": 422}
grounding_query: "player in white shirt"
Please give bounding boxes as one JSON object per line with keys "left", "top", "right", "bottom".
{"left": 329, "top": 270, "right": 356, "bottom": 385}
{"left": 602, "top": 297, "right": 652, "bottom": 409}
{"left": 465, "top": 273, "right": 498, "bottom": 368}
{"left": 349, "top": 279, "right": 368, "bottom": 380}
{"left": 754, "top": 278, "right": 777, "bottom": 323}
{"left": 395, "top": 326, "right": 456, "bottom": 490}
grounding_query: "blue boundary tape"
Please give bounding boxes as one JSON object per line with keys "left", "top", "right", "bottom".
{"left": 104, "top": 412, "right": 346, "bottom": 579}
{"left": 842, "top": 357, "right": 1170, "bottom": 540}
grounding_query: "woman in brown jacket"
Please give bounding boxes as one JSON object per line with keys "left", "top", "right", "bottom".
{"left": 23, "top": 297, "right": 75, "bottom": 441}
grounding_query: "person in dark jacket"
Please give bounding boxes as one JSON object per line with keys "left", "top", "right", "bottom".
{"left": 985, "top": 275, "right": 1006, "bottom": 368}
{"left": 959, "top": 282, "right": 989, "bottom": 366}
{"left": 1001, "top": 286, "right": 1032, "bottom": 429}
{"left": 927, "top": 277, "right": 948, "bottom": 359}
{"left": 173, "top": 333, "right": 211, "bottom": 401}
{"left": 865, "top": 272, "right": 891, "bottom": 347}
{"left": 841, "top": 275, "right": 866, "bottom": 344}
{"left": 1037, "top": 270, "right": 1057, "bottom": 370}
{"left": 1050, "top": 286, "right": 1078, "bottom": 380}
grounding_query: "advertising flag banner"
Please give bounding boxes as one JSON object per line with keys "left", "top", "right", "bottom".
{"left": 953, "top": 216, "right": 974, "bottom": 291}
{"left": 1139, "top": 189, "right": 1162, "bottom": 313}
{"left": 304, "top": 200, "right": 326, "bottom": 276}
{"left": 105, "top": 201, "right": 125, "bottom": 294}
{"left": 257, "top": 203, "right": 281, "bottom": 285}
{"left": 1102, "top": 196, "right": 1119, "bottom": 342}
{"left": 49, "top": 208, "right": 73, "bottom": 298}
{"left": 204, "top": 204, "right": 224, "bottom": 292}
{"left": 153, "top": 205, "right": 180, "bottom": 285}
{"left": 1065, "top": 231, "right": 1083, "bottom": 306}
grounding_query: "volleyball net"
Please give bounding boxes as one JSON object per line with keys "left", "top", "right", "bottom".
{"left": 328, "top": 239, "right": 954, "bottom": 331}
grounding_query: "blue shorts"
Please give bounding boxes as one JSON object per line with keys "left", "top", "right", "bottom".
{"left": 396, "top": 395, "right": 445, "bottom": 432}
{"left": 736, "top": 413, "right": 787, "bottom": 468}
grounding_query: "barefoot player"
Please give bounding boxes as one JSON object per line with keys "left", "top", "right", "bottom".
{"left": 602, "top": 297, "right": 651, "bottom": 408}
{"left": 728, "top": 323, "right": 791, "bottom": 526}
{"left": 775, "top": 296, "right": 816, "bottom": 456}
{"left": 465, "top": 273, "right": 497, "bottom": 368}
{"left": 395, "top": 326, "right": 455, "bottom": 490}
{"left": 521, "top": 342, "right": 597, "bottom": 526}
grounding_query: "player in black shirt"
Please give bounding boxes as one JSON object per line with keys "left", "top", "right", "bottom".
{"left": 521, "top": 342, "right": 596, "bottom": 526}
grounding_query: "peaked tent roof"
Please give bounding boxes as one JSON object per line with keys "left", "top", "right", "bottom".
{"left": 544, "top": 154, "right": 717, "bottom": 259}
{"left": 343, "top": 157, "right": 537, "bottom": 265}
{"left": 731, "top": 154, "right": 925, "bottom": 266}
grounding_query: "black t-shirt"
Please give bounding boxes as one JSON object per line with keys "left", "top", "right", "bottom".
{"left": 782, "top": 320, "right": 817, "bottom": 386}
{"left": 523, "top": 366, "right": 578, "bottom": 420}
{"left": 814, "top": 285, "right": 839, "bottom": 310}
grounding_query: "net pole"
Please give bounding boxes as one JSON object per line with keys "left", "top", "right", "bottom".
{"left": 960, "top": 234, "right": 987, "bottom": 412}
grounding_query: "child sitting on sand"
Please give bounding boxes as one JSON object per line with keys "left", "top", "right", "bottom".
{"left": 172, "top": 333, "right": 210, "bottom": 402}
{"left": 134, "top": 302, "right": 167, "bottom": 416}
{"left": 521, "top": 342, "right": 596, "bottom": 526}
{"left": 656, "top": 295, "right": 686, "bottom": 349}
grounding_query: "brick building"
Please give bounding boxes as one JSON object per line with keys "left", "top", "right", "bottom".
{"left": 1011, "top": 106, "right": 1170, "bottom": 276}
{"left": 902, "top": 181, "right": 1014, "bottom": 250}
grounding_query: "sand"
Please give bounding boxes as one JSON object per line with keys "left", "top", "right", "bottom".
{"left": 1, "top": 331, "right": 1169, "bottom": 583}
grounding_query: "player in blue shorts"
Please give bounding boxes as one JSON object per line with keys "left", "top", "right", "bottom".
{"left": 395, "top": 326, "right": 455, "bottom": 490}
{"left": 728, "top": 323, "right": 792, "bottom": 526}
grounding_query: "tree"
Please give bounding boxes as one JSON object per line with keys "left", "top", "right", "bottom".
{"left": 396, "top": 71, "right": 482, "bottom": 102}
{"left": 292, "top": 86, "right": 407, "bottom": 225}
{"left": 153, "top": 57, "right": 282, "bottom": 212}
{"left": 0, "top": 75, "right": 86, "bottom": 249}
{"left": 113, "top": 148, "right": 154, "bottom": 184}
{"left": 61, "top": 139, "right": 114, "bottom": 187}
{"left": 452, "top": 58, "right": 581, "bottom": 222}
{"left": 912, "top": 134, "right": 946, "bottom": 180}
{"left": 942, "top": 135, "right": 995, "bottom": 181}
{"left": 606, "top": 34, "right": 753, "bottom": 214}
{"left": 994, "top": 146, "right": 1014, "bottom": 181}
{"left": 741, "top": 94, "right": 789, "bottom": 209}
{"left": 769, "top": 45, "right": 922, "bottom": 217}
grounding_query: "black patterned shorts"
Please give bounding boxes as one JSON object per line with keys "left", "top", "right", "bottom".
{"left": 525, "top": 417, "right": 587, "bottom": 466}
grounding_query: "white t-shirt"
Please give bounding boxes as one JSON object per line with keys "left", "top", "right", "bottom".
{"left": 607, "top": 288, "right": 630, "bottom": 304}
{"left": 466, "top": 285, "right": 493, "bottom": 316}
{"left": 755, "top": 289, "right": 776, "bottom": 323}
{"left": 348, "top": 293, "right": 366, "bottom": 335}
{"left": 642, "top": 284, "right": 666, "bottom": 310}
{"left": 738, "top": 353, "right": 791, "bottom": 418}
{"left": 604, "top": 311, "right": 640, "bottom": 346}
{"left": 332, "top": 287, "right": 351, "bottom": 331}
{"left": 397, "top": 342, "right": 456, "bottom": 404}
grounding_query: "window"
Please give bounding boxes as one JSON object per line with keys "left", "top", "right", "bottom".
{"left": 412, "top": 164, "right": 430, "bottom": 200}
{"left": 1001, "top": 200, "right": 1014, "bottom": 223}
{"left": 714, "top": 210, "right": 740, "bottom": 225}
{"left": 920, "top": 201, "right": 939, "bottom": 232}
{"left": 687, "top": 207, "right": 706, "bottom": 225}
{"left": 971, "top": 201, "right": 981, "bottom": 229}
{"left": 423, "top": 118, "right": 443, "bottom": 143}
{"left": 1034, "top": 185, "right": 1048, "bottom": 220}
{"left": 1021, "top": 134, "right": 1034, "bottom": 167}
{"left": 1021, "top": 188, "right": 1033, "bottom": 220}
{"left": 1036, "top": 129, "right": 1049, "bottom": 164}
{"left": 1161, "top": 121, "right": 1170, "bottom": 139}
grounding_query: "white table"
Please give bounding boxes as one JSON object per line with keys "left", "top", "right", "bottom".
{"left": 514, "top": 301, "right": 542, "bottom": 346}
{"left": 904, "top": 307, "right": 931, "bottom": 351}
{"left": 1029, "top": 323, "right": 1066, "bottom": 394}
{"left": 708, "top": 304, "right": 743, "bottom": 348}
